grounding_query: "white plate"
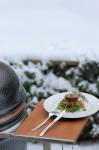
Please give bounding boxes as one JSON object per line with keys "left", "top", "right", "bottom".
{"left": 44, "top": 92, "right": 99, "bottom": 118}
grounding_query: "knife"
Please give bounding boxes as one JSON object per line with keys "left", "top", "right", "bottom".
{"left": 39, "top": 110, "right": 65, "bottom": 136}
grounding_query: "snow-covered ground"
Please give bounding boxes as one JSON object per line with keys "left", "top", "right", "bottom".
{"left": 0, "top": 0, "right": 99, "bottom": 61}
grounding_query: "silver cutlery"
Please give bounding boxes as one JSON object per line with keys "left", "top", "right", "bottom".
{"left": 39, "top": 110, "right": 66, "bottom": 136}
{"left": 32, "top": 110, "right": 59, "bottom": 132}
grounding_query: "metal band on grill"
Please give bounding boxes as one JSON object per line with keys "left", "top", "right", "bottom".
{"left": 0, "top": 103, "right": 26, "bottom": 124}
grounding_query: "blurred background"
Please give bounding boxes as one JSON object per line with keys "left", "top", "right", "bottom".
{"left": 0, "top": 0, "right": 99, "bottom": 60}
{"left": 0, "top": 0, "right": 99, "bottom": 149}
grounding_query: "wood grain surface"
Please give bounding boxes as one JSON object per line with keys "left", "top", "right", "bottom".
{"left": 16, "top": 100, "right": 88, "bottom": 144}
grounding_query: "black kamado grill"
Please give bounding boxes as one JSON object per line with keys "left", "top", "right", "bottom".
{"left": 0, "top": 61, "right": 27, "bottom": 131}
{"left": 0, "top": 61, "right": 27, "bottom": 150}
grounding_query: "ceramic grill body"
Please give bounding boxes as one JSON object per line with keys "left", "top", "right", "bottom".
{"left": 0, "top": 62, "right": 27, "bottom": 132}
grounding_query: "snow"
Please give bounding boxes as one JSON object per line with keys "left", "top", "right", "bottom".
{"left": 11, "top": 59, "right": 75, "bottom": 101}
{"left": 3, "top": 60, "right": 64, "bottom": 108}
{"left": 91, "top": 124, "right": 99, "bottom": 137}
{"left": 43, "top": 72, "right": 73, "bottom": 91}
{"left": 30, "top": 71, "right": 74, "bottom": 99}
{"left": 88, "top": 83, "right": 98, "bottom": 94}
{"left": 0, "top": 0, "right": 99, "bottom": 61}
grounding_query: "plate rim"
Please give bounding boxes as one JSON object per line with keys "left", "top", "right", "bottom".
{"left": 44, "top": 92, "right": 99, "bottom": 118}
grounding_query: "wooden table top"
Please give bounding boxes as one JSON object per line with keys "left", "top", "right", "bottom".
{"left": 16, "top": 100, "right": 89, "bottom": 144}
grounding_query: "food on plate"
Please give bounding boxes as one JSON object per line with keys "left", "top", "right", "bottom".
{"left": 57, "top": 92, "right": 86, "bottom": 112}
{"left": 65, "top": 93, "right": 79, "bottom": 103}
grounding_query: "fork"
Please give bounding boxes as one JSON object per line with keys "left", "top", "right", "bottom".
{"left": 32, "top": 110, "right": 59, "bottom": 132}
{"left": 39, "top": 110, "right": 66, "bottom": 136}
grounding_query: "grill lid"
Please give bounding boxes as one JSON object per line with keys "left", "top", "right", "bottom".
{"left": 0, "top": 62, "right": 27, "bottom": 131}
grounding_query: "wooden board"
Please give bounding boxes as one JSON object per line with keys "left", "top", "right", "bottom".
{"left": 16, "top": 100, "right": 88, "bottom": 144}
